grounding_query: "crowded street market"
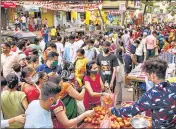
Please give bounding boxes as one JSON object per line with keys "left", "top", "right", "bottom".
{"left": 1, "top": 0, "right": 176, "bottom": 128}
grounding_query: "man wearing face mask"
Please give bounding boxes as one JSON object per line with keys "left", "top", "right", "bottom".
{"left": 97, "top": 41, "right": 118, "bottom": 91}
{"left": 83, "top": 39, "right": 97, "bottom": 62}
{"left": 1, "top": 42, "right": 20, "bottom": 77}
{"left": 37, "top": 51, "right": 62, "bottom": 76}
{"left": 109, "top": 57, "right": 176, "bottom": 129}
{"left": 25, "top": 82, "right": 61, "bottom": 128}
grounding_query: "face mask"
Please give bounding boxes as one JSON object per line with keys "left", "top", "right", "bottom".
{"left": 145, "top": 76, "right": 154, "bottom": 91}
{"left": 90, "top": 70, "right": 98, "bottom": 75}
{"left": 51, "top": 61, "right": 58, "bottom": 67}
{"left": 103, "top": 48, "right": 109, "bottom": 54}
{"left": 26, "top": 74, "right": 39, "bottom": 84}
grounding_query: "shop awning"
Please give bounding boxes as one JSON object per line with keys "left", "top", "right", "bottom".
{"left": 1, "top": 2, "right": 16, "bottom": 8}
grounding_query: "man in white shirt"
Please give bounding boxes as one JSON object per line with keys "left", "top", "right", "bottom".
{"left": 21, "top": 15, "right": 26, "bottom": 30}
{"left": 55, "top": 36, "right": 64, "bottom": 65}
{"left": 135, "top": 32, "right": 147, "bottom": 63}
{"left": 25, "top": 82, "right": 61, "bottom": 128}
{"left": 1, "top": 42, "right": 19, "bottom": 77}
{"left": 121, "top": 30, "right": 130, "bottom": 50}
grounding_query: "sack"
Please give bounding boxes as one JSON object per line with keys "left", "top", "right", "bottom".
{"left": 76, "top": 100, "right": 85, "bottom": 115}
{"left": 100, "top": 115, "right": 111, "bottom": 128}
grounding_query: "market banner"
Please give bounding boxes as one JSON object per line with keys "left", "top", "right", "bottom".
{"left": 1, "top": 2, "right": 16, "bottom": 8}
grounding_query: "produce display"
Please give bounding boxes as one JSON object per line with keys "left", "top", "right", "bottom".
{"left": 83, "top": 106, "right": 152, "bottom": 129}
{"left": 83, "top": 106, "right": 132, "bottom": 129}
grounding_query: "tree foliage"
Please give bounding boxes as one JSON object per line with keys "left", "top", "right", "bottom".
{"left": 167, "top": 2, "right": 176, "bottom": 16}
{"left": 141, "top": 0, "right": 156, "bottom": 14}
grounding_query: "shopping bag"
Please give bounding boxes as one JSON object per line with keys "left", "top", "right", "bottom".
{"left": 100, "top": 115, "right": 111, "bottom": 128}
{"left": 76, "top": 100, "right": 85, "bottom": 115}
{"left": 101, "top": 85, "right": 115, "bottom": 108}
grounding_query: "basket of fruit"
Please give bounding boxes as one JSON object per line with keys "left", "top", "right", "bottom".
{"left": 121, "top": 101, "right": 134, "bottom": 107}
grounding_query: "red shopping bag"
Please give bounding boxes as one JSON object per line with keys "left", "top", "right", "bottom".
{"left": 99, "top": 115, "right": 111, "bottom": 128}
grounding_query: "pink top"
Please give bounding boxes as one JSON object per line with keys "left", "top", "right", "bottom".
{"left": 50, "top": 99, "right": 65, "bottom": 128}
{"left": 145, "top": 35, "right": 157, "bottom": 50}
{"left": 83, "top": 74, "right": 101, "bottom": 110}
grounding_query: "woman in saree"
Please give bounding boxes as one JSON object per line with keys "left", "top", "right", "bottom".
{"left": 49, "top": 63, "right": 85, "bottom": 119}
{"left": 48, "top": 76, "right": 93, "bottom": 128}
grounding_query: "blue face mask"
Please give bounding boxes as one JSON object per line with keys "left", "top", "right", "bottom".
{"left": 145, "top": 76, "right": 154, "bottom": 91}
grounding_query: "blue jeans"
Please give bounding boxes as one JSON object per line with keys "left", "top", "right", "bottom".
{"left": 147, "top": 49, "right": 155, "bottom": 59}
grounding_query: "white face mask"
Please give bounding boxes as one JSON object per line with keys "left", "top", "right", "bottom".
{"left": 26, "top": 74, "right": 39, "bottom": 84}
{"left": 145, "top": 76, "right": 154, "bottom": 91}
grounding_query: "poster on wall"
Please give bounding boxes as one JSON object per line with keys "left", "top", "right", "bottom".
{"left": 119, "top": 3, "right": 126, "bottom": 11}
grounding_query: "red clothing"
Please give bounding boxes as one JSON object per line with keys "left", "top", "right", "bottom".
{"left": 83, "top": 74, "right": 101, "bottom": 110}
{"left": 50, "top": 99, "right": 65, "bottom": 128}
{"left": 28, "top": 24, "right": 34, "bottom": 32}
{"left": 11, "top": 47, "right": 17, "bottom": 52}
{"left": 22, "top": 84, "right": 40, "bottom": 103}
{"left": 24, "top": 48, "right": 31, "bottom": 56}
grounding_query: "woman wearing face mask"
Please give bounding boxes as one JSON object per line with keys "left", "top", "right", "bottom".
{"left": 36, "top": 71, "right": 48, "bottom": 90}
{"left": 83, "top": 61, "right": 109, "bottom": 110}
{"left": 1, "top": 73, "right": 28, "bottom": 128}
{"left": 49, "top": 73, "right": 86, "bottom": 119}
{"left": 74, "top": 48, "right": 88, "bottom": 86}
{"left": 20, "top": 67, "right": 40, "bottom": 103}
{"left": 46, "top": 75, "right": 94, "bottom": 128}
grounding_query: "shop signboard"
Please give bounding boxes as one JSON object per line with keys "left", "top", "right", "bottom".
{"left": 1, "top": 2, "right": 16, "bottom": 8}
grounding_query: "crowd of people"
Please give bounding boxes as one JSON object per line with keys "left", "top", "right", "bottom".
{"left": 1, "top": 21, "right": 176, "bottom": 128}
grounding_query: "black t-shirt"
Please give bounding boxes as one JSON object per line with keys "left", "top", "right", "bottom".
{"left": 97, "top": 53, "right": 118, "bottom": 83}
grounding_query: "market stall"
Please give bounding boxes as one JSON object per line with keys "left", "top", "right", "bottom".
{"left": 127, "top": 51, "right": 176, "bottom": 101}
{"left": 127, "top": 64, "right": 145, "bottom": 101}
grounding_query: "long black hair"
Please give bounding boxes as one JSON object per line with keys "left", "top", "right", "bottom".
{"left": 20, "top": 67, "right": 34, "bottom": 83}
{"left": 86, "top": 61, "right": 96, "bottom": 76}
{"left": 36, "top": 71, "right": 47, "bottom": 85}
{"left": 116, "top": 48, "right": 124, "bottom": 64}
{"left": 6, "top": 73, "right": 19, "bottom": 89}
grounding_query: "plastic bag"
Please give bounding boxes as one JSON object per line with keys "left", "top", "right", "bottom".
{"left": 76, "top": 100, "right": 85, "bottom": 115}
{"left": 100, "top": 115, "right": 111, "bottom": 128}
{"left": 102, "top": 83, "right": 116, "bottom": 108}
